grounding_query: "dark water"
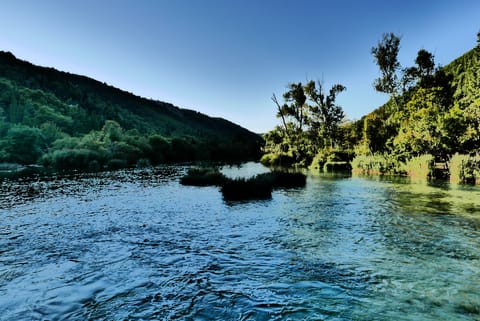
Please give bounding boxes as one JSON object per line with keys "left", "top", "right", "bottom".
{"left": 1, "top": 164, "right": 479, "bottom": 320}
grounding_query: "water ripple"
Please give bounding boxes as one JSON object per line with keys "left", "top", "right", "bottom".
{"left": 1, "top": 165, "right": 479, "bottom": 320}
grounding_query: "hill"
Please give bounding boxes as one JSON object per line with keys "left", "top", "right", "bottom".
{"left": 0, "top": 51, "right": 262, "bottom": 169}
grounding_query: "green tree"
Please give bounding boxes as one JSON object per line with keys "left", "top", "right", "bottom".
{"left": 403, "top": 49, "right": 436, "bottom": 90}
{"left": 272, "top": 82, "right": 308, "bottom": 136}
{"left": 304, "top": 80, "right": 346, "bottom": 148}
{"left": 372, "top": 33, "right": 402, "bottom": 109}
{"left": 5, "top": 125, "right": 42, "bottom": 164}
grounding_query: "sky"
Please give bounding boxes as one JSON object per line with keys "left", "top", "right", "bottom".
{"left": 0, "top": 0, "right": 479, "bottom": 133}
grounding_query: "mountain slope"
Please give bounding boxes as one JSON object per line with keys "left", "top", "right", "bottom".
{"left": 0, "top": 51, "right": 262, "bottom": 167}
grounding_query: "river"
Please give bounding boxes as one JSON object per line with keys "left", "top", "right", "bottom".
{"left": 1, "top": 163, "right": 479, "bottom": 320}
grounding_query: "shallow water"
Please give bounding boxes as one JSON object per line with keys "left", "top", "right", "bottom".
{"left": 0, "top": 165, "right": 479, "bottom": 320}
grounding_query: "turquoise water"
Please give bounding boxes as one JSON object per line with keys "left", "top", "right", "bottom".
{"left": 0, "top": 164, "right": 479, "bottom": 320}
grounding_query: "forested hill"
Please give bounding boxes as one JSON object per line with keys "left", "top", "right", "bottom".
{"left": 0, "top": 51, "right": 262, "bottom": 169}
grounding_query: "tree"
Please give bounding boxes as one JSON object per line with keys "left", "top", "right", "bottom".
{"left": 272, "top": 83, "right": 308, "bottom": 136}
{"left": 372, "top": 33, "right": 401, "bottom": 109}
{"left": 5, "top": 125, "right": 42, "bottom": 164}
{"left": 403, "top": 49, "right": 436, "bottom": 90}
{"left": 304, "top": 80, "right": 346, "bottom": 148}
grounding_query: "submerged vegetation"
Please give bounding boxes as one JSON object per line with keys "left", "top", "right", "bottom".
{"left": 262, "top": 31, "right": 480, "bottom": 184}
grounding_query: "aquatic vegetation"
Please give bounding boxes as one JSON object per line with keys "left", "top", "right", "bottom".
{"left": 221, "top": 173, "right": 273, "bottom": 200}
{"left": 180, "top": 167, "right": 307, "bottom": 200}
{"left": 179, "top": 167, "right": 226, "bottom": 186}
{"left": 449, "top": 153, "right": 480, "bottom": 184}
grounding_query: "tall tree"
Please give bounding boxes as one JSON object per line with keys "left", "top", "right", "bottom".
{"left": 304, "top": 80, "right": 346, "bottom": 148}
{"left": 272, "top": 83, "right": 308, "bottom": 136}
{"left": 372, "top": 33, "right": 401, "bottom": 109}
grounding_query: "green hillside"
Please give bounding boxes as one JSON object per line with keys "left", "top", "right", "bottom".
{"left": 0, "top": 51, "right": 262, "bottom": 169}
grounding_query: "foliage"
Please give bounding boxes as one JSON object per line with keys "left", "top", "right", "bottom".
{"left": 323, "top": 161, "right": 352, "bottom": 173}
{"left": 309, "top": 148, "right": 353, "bottom": 172}
{"left": 264, "top": 80, "right": 347, "bottom": 167}
{"left": 372, "top": 32, "right": 402, "bottom": 107}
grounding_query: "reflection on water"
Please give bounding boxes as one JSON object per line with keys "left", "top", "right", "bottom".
{"left": 0, "top": 164, "right": 479, "bottom": 320}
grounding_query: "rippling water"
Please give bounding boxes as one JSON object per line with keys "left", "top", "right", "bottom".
{"left": 1, "top": 164, "right": 479, "bottom": 320}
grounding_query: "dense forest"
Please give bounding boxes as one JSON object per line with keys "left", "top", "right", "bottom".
{"left": 262, "top": 32, "right": 480, "bottom": 183}
{"left": 0, "top": 51, "right": 262, "bottom": 171}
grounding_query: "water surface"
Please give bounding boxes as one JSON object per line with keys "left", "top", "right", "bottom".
{"left": 1, "top": 165, "right": 479, "bottom": 320}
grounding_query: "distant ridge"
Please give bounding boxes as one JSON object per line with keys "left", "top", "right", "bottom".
{"left": 0, "top": 51, "right": 263, "bottom": 167}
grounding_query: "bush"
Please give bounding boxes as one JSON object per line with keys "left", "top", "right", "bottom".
{"left": 107, "top": 158, "right": 127, "bottom": 170}
{"left": 47, "top": 148, "right": 103, "bottom": 170}
{"left": 323, "top": 161, "right": 352, "bottom": 172}
{"left": 309, "top": 149, "right": 353, "bottom": 171}
{"left": 260, "top": 152, "right": 295, "bottom": 167}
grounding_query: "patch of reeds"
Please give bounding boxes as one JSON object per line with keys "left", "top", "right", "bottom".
{"left": 180, "top": 167, "right": 307, "bottom": 200}
{"left": 351, "top": 154, "right": 404, "bottom": 176}
{"left": 221, "top": 173, "right": 273, "bottom": 200}
{"left": 179, "top": 167, "right": 227, "bottom": 186}
{"left": 449, "top": 153, "right": 480, "bottom": 184}
{"left": 404, "top": 154, "right": 435, "bottom": 180}
{"left": 269, "top": 170, "right": 307, "bottom": 188}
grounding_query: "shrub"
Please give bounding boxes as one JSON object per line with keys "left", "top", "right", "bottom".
{"left": 323, "top": 161, "right": 352, "bottom": 172}
{"left": 260, "top": 152, "right": 295, "bottom": 167}
{"left": 47, "top": 148, "right": 103, "bottom": 170}
{"left": 309, "top": 149, "right": 353, "bottom": 171}
{"left": 107, "top": 158, "right": 127, "bottom": 170}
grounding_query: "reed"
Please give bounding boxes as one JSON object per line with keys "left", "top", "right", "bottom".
{"left": 180, "top": 168, "right": 226, "bottom": 186}
{"left": 449, "top": 153, "right": 480, "bottom": 184}
{"left": 404, "top": 154, "right": 435, "bottom": 180}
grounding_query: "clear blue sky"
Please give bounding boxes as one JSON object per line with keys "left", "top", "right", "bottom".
{"left": 0, "top": 0, "right": 478, "bottom": 133}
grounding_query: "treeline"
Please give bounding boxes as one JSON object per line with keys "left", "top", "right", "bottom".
{"left": 0, "top": 52, "right": 262, "bottom": 170}
{"left": 262, "top": 32, "right": 480, "bottom": 183}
